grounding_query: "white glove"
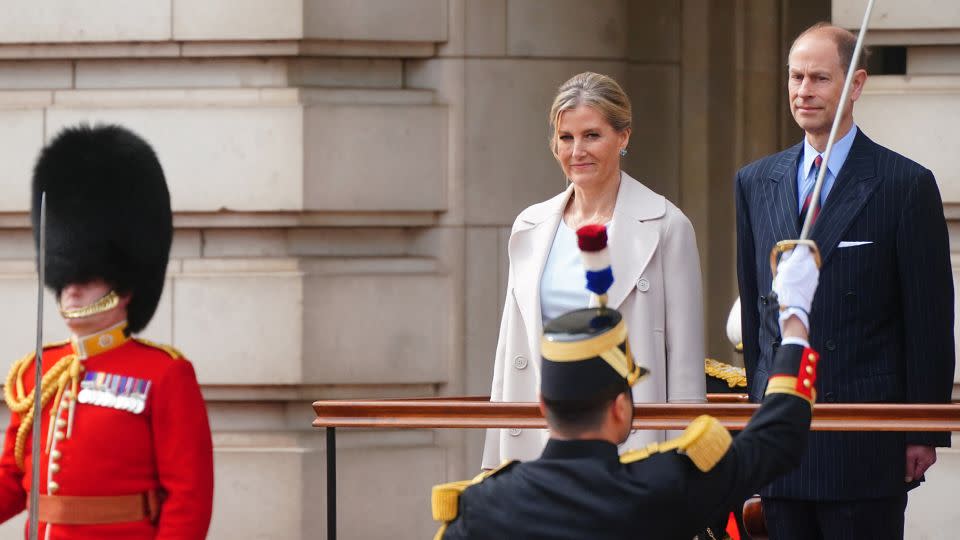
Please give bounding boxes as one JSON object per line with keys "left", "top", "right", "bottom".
{"left": 772, "top": 245, "right": 819, "bottom": 333}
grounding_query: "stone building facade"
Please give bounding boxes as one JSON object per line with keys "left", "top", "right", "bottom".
{"left": 0, "top": 1, "right": 955, "bottom": 538}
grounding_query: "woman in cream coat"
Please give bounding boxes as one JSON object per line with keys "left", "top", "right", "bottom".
{"left": 482, "top": 72, "right": 705, "bottom": 469}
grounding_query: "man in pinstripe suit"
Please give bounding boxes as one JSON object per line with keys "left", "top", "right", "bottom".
{"left": 735, "top": 23, "right": 955, "bottom": 539}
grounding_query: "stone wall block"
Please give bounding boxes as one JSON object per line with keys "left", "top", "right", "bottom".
{"left": 857, "top": 77, "right": 960, "bottom": 202}
{"left": 304, "top": 0, "right": 448, "bottom": 42}
{"left": 0, "top": 110, "right": 44, "bottom": 212}
{"left": 46, "top": 107, "right": 305, "bottom": 212}
{"left": 302, "top": 258, "right": 450, "bottom": 384}
{"left": 507, "top": 0, "right": 627, "bottom": 58}
{"left": 0, "top": 61, "right": 72, "bottom": 90}
{"left": 210, "top": 446, "right": 305, "bottom": 539}
{"left": 303, "top": 104, "right": 447, "bottom": 211}
{"left": 173, "top": 262, "right": 304, "bottom": 384}
{"left": 173, "top": 0, "right": 303, "bottom": 41}
{"left": 0, "top": 0, "right": 171, "bottom": 43}
{"left": 622, "top": 64, "right": 681, "bottom": 204}
{"left": 834, "top": 0, "right": 960, "bottom": 30}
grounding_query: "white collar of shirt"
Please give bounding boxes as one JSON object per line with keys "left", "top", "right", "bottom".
{"left": 801, "top": 124, "right": 858, "bottom": 179}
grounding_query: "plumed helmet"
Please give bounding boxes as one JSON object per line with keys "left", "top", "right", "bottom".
{"left": 31, "top": 124, "right": 172, "bottom": 334}
{"left": 540, "top": 307, "right": 648, "bottom": 401}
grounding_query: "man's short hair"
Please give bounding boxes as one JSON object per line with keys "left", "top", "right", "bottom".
{"left": 542, "top": 382, "right": 630, "bottom": 435}
{"left": 791, "top": 22, "right": 871, "bottom": 73}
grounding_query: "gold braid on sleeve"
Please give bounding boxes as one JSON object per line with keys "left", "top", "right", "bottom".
{"left": 4, "top": 352, "right": 82, "bottom": 471}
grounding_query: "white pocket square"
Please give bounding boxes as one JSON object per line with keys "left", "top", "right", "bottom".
{"left": 838, "top": 241, "right": 873, "bottom": 248}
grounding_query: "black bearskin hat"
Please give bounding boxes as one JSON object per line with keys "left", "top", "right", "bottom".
{"left": 31, "top": 124, "right": 173, "bottom": 334}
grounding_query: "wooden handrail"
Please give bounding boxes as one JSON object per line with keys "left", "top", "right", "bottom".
{"left": 312, "top": 398, "right": 960, "bottom": 431}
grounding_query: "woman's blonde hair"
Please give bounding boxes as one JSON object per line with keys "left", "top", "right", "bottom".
{"left": 548, "top": 72, "right": 632, "bottom": 154}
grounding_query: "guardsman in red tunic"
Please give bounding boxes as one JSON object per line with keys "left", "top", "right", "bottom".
{"left": 0, "top": 125, "right": 214, "bottom": 538}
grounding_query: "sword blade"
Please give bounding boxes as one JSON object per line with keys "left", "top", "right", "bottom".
{"left": 29, "top": 193, "right": 45, "bottom": 540}
{"left": 799, "top": 0, "right": 877, "bottom": 240}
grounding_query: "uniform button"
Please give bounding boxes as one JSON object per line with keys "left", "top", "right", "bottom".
{"left": 50, "top": 463, "right": 60, "bottom": 473}
{"left": 51, "top": 450, "right": 61, "bottom": 461}
{"left": 55, "top": 419, "right": 67, "bottom": 428}
{"left": 636, "top": 277, "right": 650, "bottom": 292}
{"left": 805, "top": 366, "right": 814, "bottom": 375}
{"left": 512, "top": 355, "right": 528, "bottom": 370}
{"left": 53, "top": 431, "right": 65, "bottom": 441}
{"left": 508, "top": 428, "right": 522, "bottom": 437}
{"left": 825, "top": 340, "right": 837, "bottom": 351}
{"left": 48, "top": 482, "right": 59, "bottom": 494}
{"left": 760, "top": 295, "right": 769, "bottom": 306}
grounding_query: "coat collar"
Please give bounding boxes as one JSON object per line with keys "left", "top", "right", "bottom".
{"left": 515, "top": 171, "right": 666, "bottom": 230}
{"left": 509, "top": 172, "right": 666, "bottom": 360}
{"left": 541, "top": 438, "right": 620, "bottom": 466}
{"left": 766, "top": 131, "right": 878, "bottom": 267}
{"left": 767, "top": 142, "right": 804, "bottom": 239}
{"left": 806, "top": 130, "right": 878, "bottom": 266}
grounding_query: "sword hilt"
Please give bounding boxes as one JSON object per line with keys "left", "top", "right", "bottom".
{"left": 769, "top": 239, "right": 821, "bottom": 279}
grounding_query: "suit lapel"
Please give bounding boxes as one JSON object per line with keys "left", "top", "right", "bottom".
{"left": 809, "top": 132, "right": 879, "bottom": 267}
{"left": 766, "top": 143, "right": 803, "bottom": 243}
{"left": 510, "top": 188, "right": 569, "bottom": 356}
{"left": 604, "top": 174, "right": 663, "bottom": 309}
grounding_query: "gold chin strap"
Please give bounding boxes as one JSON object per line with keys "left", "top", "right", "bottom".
{"left": 59, "top": 290, "right": 120, "bottom": 319}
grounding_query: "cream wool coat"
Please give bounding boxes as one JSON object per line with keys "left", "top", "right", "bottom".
{"left": 481, "top": 172, "right": 706, "bottom": 469}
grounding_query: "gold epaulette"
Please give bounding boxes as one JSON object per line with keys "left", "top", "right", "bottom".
{"left": 704, "top": 358, "right": 747, "bottom": 388}
{"left": 133, "top": 338, "right": 183, "bottom": 359}
{"left": 621, "top": 415, "right": 732, "bottom": 472}
{"left": 431, "top": 459, "right": 516, "bottom": 536}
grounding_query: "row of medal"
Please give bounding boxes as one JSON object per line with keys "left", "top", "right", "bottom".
{"left": 77, "top": 371, "right": 152, "bottom": 415}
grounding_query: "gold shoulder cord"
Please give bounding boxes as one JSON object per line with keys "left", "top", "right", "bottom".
{"left": 4, "top": 348, "right": 83, "bottom": 471}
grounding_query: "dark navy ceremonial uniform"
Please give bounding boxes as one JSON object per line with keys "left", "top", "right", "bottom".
{"left": 434, "top": 343, "right": 816, "bottom": 540}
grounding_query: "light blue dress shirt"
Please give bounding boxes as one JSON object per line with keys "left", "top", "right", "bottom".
{"left": 796, "top": 124, "right": 858, "bottom": 211}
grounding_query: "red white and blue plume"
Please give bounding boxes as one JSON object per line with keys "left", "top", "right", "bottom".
{"left": 577, "top": 224, "right": 613, "bottom": 307}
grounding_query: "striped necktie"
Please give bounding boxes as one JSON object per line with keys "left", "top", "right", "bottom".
{"left": 799, "top": 154, "right": 823, "bottom": 228}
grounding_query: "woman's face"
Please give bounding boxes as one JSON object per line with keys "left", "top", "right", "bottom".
{"left": 554, "top": 105, "right": 629, "bottom": 189}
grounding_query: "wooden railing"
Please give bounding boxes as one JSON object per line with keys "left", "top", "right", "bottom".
{"left": 311, "top": 395, "right": 960, "bottom": 539}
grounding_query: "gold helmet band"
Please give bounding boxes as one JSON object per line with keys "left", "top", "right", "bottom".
{"left": 59, "top": 290, "right": 120, "bottom": 319}
{"left": 540, "top": 319, "right": 645, "bottom": 386}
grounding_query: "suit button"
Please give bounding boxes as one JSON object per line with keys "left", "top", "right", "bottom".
{"left": 636, "top": 277, "right": 650, "bottom": 292}
{"left": 512, "top": 355, "right": 528, "bottom": 370}
{"left": 825, "top": 339, "right": 837, "bottom": 351}
{"left": 508, "top": 428, "right": 522, "bottom": 437}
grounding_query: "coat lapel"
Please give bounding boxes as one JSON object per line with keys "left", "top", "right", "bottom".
{"left": 766, "top": 143, "right": 803, "bottom": 243}
{"left": 603, "top": 173, "right": 664, "bottom": 309}
{"left": 510, "top": 187, "right": 569, "bottom": 356}
{"left": 808, "top": 131, "right": 879, "bottom": 266}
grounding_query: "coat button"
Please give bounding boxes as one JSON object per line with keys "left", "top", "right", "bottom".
{"left": 825, "top": 339, "right": 837, "bottom": 351}
{"left": 760, "top": 295, "right": 769, "bottom": 306}
{"left": 508, "top": 428, "right": 522, "bottom": 437}
{"left": 513, "top": 355, "right": 528, "bottom": 370}
{"left": 636, "top": 277, "right": 650, "bottom": 292}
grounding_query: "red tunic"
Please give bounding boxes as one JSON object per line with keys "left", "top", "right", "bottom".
{"left": 0, "top": 327, "right": 213, "bottom": 539}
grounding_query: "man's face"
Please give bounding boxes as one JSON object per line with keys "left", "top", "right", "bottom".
{"left": 787, "top": 33, "right": 863, "bottom": 138}
{"left": 59, "top": 279, "right": 129, "bottom": 335}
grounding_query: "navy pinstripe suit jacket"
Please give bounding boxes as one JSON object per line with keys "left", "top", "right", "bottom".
{"left": 735, "top": 129, "right": 955, "bottom": 500}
